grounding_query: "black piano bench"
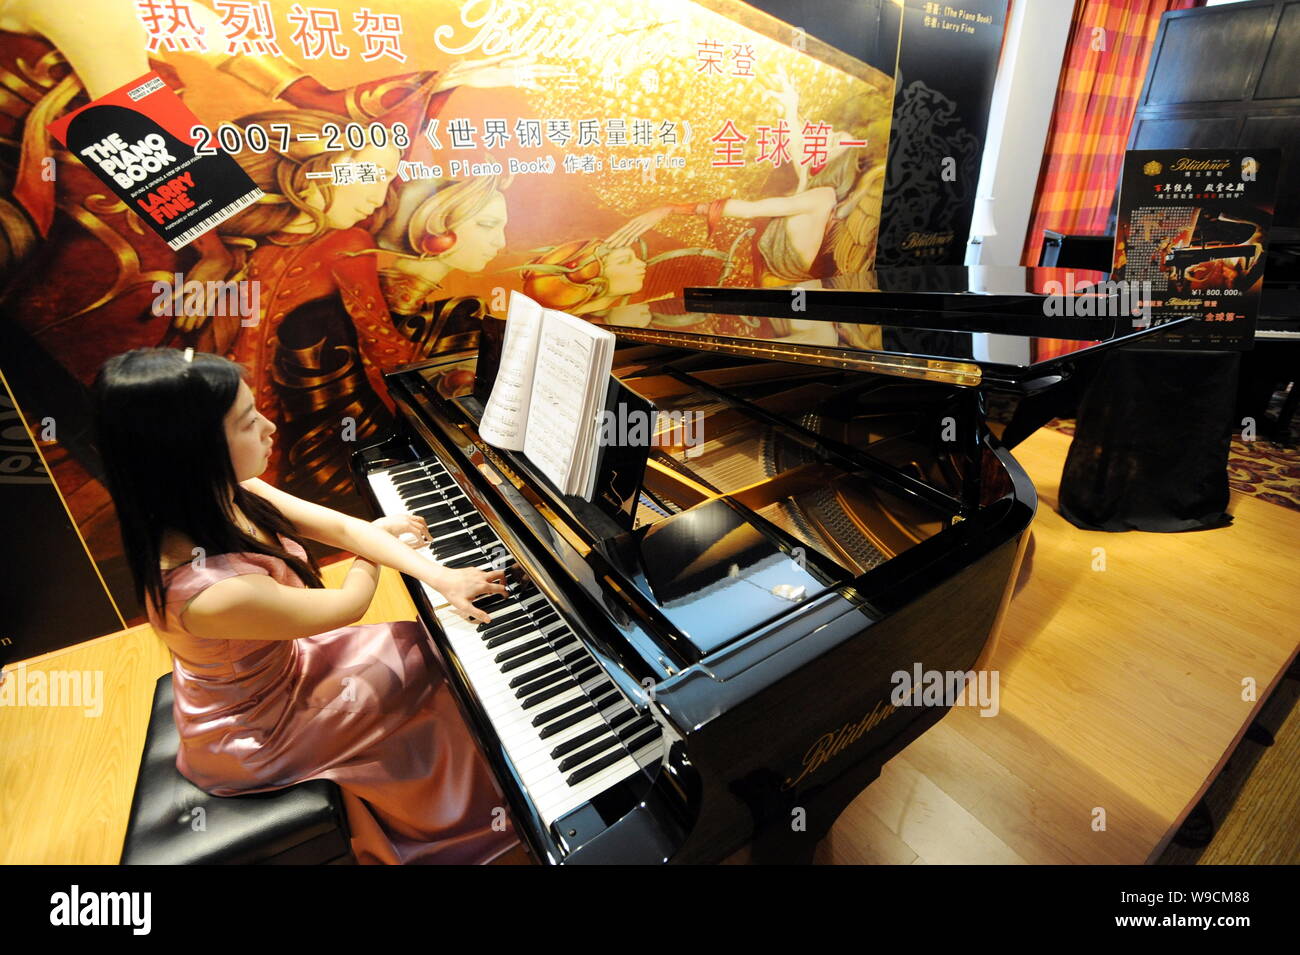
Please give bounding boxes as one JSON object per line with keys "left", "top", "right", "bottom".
{"left": 120, "top": 674, "right": 354, "bottom": 865}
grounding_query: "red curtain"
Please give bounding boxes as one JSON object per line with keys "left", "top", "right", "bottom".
{"left": 1022, "top": 0, "right": 1203, "bottom": 268}
{"left": 1023, "top": 0, "right": 1202, "bottom": 361}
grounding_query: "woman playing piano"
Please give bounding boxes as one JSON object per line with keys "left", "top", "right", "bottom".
{"left": 92, "top": 346, "right": 521, "bottom": 864}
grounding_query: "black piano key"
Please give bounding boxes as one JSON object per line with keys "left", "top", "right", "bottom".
{"left": 412, "top": 501, "right": 455, "bottom": 521}
{"left": 519, "top": 679, "right": 578, "bottom": 710}
{"left": 516, "top": 616, "right": 562, "bottom": 641}
{"left": 483, "top": 625, "right": 537, "bottom": 649}
{"left": 391, "top": 472, "right": 440, "bottom": 489}
{"left": 531, "top": 692, "right": 587, "bottom": 726}
{"left": 430, "top": 530, "right": 477, "bottom": 558}
{"left": 481, "top": 616, "right": 538, "bottom": 645}
{"left": 557, "top": 735, "right": 621, "bottom": 772}
{"left": 537, "top": 705, "right": 598, "bottom": 739}
{"left": 385, "top": 462, "right": 426, "bottom": 480}
{"left": 565, "top": 749, "right": 627, "bottom": 786}
{"left": 624, "top": 727, "right": 661, "bottom": 754}
{"left": 480, "top": 608, "right": 535, "bottom": 639}
{"left": 488, "top": 623, "right": 548, "bottom": 654}
{"left": 493, "top": 636, "right": 549, "bottom": 663}
{"left": 431, "top": 541, "right": 479, "bottom": 564}
{"left": 412, "top": 511, "right": 457, "bottom": 533}
{"left": 590, "top": 689, "right": 621, "bottom": 711}
{"left": 615, "top": 716, "right": 655, "bottom": 741}
{"left": 424, "top": 513, "right": 465, "bottom": 533}
{"left": 523, "top": 605, "right": 559, "bottom": 623}
{"left": 441, "top": 552, "right": 489, "bottom": 570}
{"left": 513, "top": 667, "right": 571, "bottom": 699}
{"left": 508, "top": 658, "right": 565, "bottom": 688}
{"left": 498, "top": 645, "right": 557, "bottom": 673}
{"left": 504, "top": 645, "right": 583, "bottom": 690}
{"left": 570, "top": 664, "right": 601, "bottom": 685}
{"left": 609, "top": 708, "right": 638, "bottom": 730}
{"left": 423, "top": 502, "right": 470, "bottom": 523}
{"left": 479, "top": 606, "right": 551, "bottom": 639}
{"left": 482, "top": 604, "right": 551, "bottom": 629}
{"left": 550, "top": 725, "right": 613, "bottom": 760}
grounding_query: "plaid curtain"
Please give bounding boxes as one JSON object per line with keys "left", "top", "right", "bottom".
{"left": 1024, "top": 0, "right": 1202, "bottom": 360}
{"left": 1023, "top": 0, "right": 1203, "bottom": 267}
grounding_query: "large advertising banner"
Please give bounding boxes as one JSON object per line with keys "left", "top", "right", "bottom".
{"left": 0, "top": 0, "right": 901, "bottom": 643}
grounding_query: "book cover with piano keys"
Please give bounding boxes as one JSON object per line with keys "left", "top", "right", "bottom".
{"left": 1111, "top": 148, "right": 1281, "bottom": 350}
{"left": 46, "top": 72, "right": 262, "bottom": 251}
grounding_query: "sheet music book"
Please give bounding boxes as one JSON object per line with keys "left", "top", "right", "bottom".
{"left": 479, "top": 291, "right": 616, "bottom": 499}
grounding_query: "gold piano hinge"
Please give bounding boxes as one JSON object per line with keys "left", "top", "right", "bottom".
{"left": 607, "top": 327, "right": 983, "bottom": 387}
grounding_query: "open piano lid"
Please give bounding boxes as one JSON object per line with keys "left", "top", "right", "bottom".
{"left": 599, "top": 266, "right": 1194, "bottom": 392}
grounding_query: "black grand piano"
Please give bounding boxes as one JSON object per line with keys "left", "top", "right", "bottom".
{"left": 349, "top": 267, "right": 1189, "bottom": 864}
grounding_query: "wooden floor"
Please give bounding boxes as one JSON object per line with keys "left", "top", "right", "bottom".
{"left": 820, "top": 428, "right": 1300, "bottom": 865}
{"left": 2, "top": 426, "right": 1297, "bottom": 864}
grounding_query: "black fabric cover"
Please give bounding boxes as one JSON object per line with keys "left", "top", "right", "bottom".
{"left": 1059, "top": 348, "right": 1240, "bottom": 532}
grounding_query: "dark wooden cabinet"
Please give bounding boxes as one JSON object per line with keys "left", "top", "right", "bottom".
{"left": 1129, "top": 0, "right": 1300, "bottom": 225}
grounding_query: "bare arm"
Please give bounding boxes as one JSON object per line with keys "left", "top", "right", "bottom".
{"left": 181, "top": 558, "right": 381, "bottom": 641}
{"left": 242, "top": 477, "right": 475, "bottom": 588}
{"left": 241, "top": 478, "right": 507, "bottom": 623}
{"left": 719, "top": 192, "right": 833, "bottom": 220}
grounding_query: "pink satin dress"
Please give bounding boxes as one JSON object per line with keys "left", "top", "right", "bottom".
{"left": 144, "top": 533, "right": 520, "bottom": 865}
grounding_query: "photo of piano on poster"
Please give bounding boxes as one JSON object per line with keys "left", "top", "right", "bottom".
{"left": 1111, "top": 147, "right": 1281, "bottom": 350}
{"left": 478, "top": 291, "right": 617, "bottom": 499}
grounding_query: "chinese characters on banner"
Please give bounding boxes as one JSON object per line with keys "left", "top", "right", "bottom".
{"left": 138, "top": 1, "right": 408, "bottom": 62}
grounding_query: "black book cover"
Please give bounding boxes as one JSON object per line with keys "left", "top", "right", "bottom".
{"left": 47, "top": 72, "right": 262, "bottom": 250}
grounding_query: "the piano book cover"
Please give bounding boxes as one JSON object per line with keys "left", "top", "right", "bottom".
{"left": 47, "top": 72, "right": 263, "bottom": 251}
{"left": 1111, "top": 147, "right": 1280, "bottom": 349}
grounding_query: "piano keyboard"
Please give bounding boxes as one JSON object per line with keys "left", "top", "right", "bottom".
{"left": 368, "top": 457, "right": 665, "bottom": 827}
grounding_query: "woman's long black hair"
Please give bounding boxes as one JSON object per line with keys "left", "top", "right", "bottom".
{"left": 91, "top": 347, "right": 324, "bottom": 617}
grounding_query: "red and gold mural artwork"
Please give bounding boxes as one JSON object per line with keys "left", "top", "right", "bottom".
{"left": 0, "top": 0, "right": 894, "bottom": 623}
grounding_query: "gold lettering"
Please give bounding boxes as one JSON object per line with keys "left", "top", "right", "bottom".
{"left": 1169, "top": 157, "right": 1231, "bottom": 172}
{"left": 781, "top": 700, "right": 897, "bottom": 791}
{"left": 900, "top": 230, "right": 955, "bottom": 251}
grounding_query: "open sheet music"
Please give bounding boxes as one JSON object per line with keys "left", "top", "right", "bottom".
{"left": 479, "top": 291, "right": 615, "bottom": 498}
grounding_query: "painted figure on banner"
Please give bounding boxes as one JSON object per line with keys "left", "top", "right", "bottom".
{"left": 0, "top": 0, "right": 561, "bottom": 530}
{"left": 611, "top": 68, "right": 889, "bottom": 289}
